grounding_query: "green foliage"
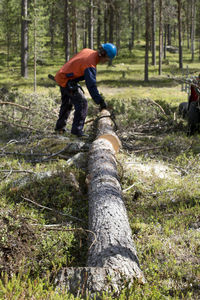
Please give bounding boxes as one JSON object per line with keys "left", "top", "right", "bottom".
{"left": 0, "top": 271, "right": 77, "bottom": 299}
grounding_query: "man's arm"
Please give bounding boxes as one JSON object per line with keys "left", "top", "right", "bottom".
{"left": 84, "top": 67, "right": 106, "bottom": 109}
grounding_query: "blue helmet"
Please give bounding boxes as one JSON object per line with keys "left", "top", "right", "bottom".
{"left": 101, "top": 43, "right": 117, "bottom": 59}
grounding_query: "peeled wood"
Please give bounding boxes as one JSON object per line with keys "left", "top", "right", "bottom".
{"left": 56, "top": 110, "right": 145, "bottom": 296}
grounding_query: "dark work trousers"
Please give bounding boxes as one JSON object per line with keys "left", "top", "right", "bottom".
{"left": 188, "top": 101, "right": 200, "bottom": 132}
{"left": 179, "top": 101, "right": 200, "bottom": 134}
{"left": 55, "top": 85, "right": 88, "bottom": 135}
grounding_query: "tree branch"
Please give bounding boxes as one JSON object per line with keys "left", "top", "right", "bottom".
{"left": 21, "top": 195, "right": 83, "bottom": 222}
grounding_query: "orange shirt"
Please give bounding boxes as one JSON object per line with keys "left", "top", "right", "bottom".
{"left": 55, "top": 49, "right": 100, "bottom": 87}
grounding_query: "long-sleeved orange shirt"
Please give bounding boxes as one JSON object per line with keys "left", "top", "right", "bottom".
{"left": 55, "top": 49, "right": 100, "bottom": 87}
{"left": 55, "top": 49, "right": 103, "bottom": 104}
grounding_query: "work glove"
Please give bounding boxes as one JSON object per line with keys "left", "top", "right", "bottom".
{"left": 99, "top": 99, "right": 107, "bottom": 111}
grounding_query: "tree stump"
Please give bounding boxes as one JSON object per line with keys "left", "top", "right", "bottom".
{"left": 56, "top": 110, "right": 145, "bottom": 297}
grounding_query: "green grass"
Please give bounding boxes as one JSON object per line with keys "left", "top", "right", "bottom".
{"left": 0, "top": 43, "right": 200, "bottom": 299}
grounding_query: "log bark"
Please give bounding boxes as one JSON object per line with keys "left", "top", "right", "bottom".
{"left": 87, "top": 110, "right": 145, "bottom": 281}
{"left": 56, "top": 110, "right": 145, "bottom": 297}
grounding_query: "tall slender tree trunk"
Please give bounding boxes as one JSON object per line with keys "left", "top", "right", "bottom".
{"left": 145, "top": 0, "right": 150, "bottom": 82}
{"left": 116, "top": 7, "right": 121, "bottom": 52}
{"left": 177, "top": 0, "right": 183, "bottom": 69}
{"left": 136, "top": 0, "right": 141, "bottom": 40}
{"left": 97, "top": 3, "right": 101, "bottom": 47}
{"left": 167, "top": 24, "right": 171, "bottom": 45}
{"left": 33, "top": 0, "right": 37, "bottom": 92}
{"left": 164, "top": 24, "right": 167, "bottom": 59}
{"left": 186, "top": 0, "right": 190, "bottom": 49}
{"left": 49, "top": 1, "right": 55, "bottom": 59}
{"left": 104, "top": 3, "right": 108, "bottom": 43}
{"left": 128, "top": 0, "right": 135, "bottom": 50}
{"left": 64, "top": 0, "right": 70, "bottom": 61}
{"left": 88, "top": 0, "right": 94, "bottom": 49}
{"left": 83, "top": 16, "right": 87, "bottom": 48}
{"left": 151, "top": 0, "right": 156, "bottom": 66}
{"left": 199, "top": 38, "right": 200, "bottom": 61}
{"left": 71, "top": 1, "right": 77, "bottom": 55}
{"left": 109, "top": 2, "right": 114, "bottom": 43}
{"left": 21, "top": 0, "right": 28, "bottom": 78}
{"left": 159, "top": 0, "right": 163, "bottom": 75}
{"left": 191, "top": 0, "right": 196, "bottom": 61}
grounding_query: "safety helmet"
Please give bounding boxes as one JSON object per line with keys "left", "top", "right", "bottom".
{"left": 101, "top": 43, "right": 117, "bottom": 59}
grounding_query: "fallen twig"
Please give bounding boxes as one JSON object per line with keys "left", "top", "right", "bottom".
{"left": 145, "top": 98, "right": 166, "bottom": 115}
{"left": 32, "top": 146, "right": 69, "bottom": 163}
{"left": 0, "top": 151, "right": 51, "bottom": 157}
{"left": 21, "top": 195, "right": 83, "bottom": 222}
{"left": 134, "top": 146, "right": 163, "bottom": 153}
{"left": 0, "top": 169, "right": 36, "bottom": 174}
{"left": 31, "top": 223, "right": 97, "bottom": 249}
{"left": 0, "top": 101, "right": 29, "bottom": 110}
{"left": 123, "top": 183, "right": 135, "bottom": 193}
{"left": 0, "top": 119, "right": 42, "bottom": 132}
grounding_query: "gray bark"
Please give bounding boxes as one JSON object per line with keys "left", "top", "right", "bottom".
{"left": 64, "top": 0, "right": 70, "bottom": 61}
{"left": 97, "top": 3, "right": 101, "bottom": 47}
{"left": 159, "top": 0, "right": 163, "bottom": 75}
{"left": 56, "top": 110, "right": 145, "bottom": 296}
{"left": 144, "top": 0, "right": 150, "bottom": 82}
{"left": 88, "top": 0, "right": 94, "bottom": 49}
{"left": 177, "top": 0, "right": 183, "bottom": 69}
{"left": 21, "top": 0, "right": 28, "bottom": 78}
{"left": 108, "top": 2, "right": 114, "bottom": 43}
{"left": 191, "top": 0, "right": 196, "bottom": 61}
{"left": 151, "top": 0, "right": 156, "bottom": 66}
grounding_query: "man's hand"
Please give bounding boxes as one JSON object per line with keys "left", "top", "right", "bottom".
{"left": 99, "top": 99, "right": 107, "bottom": 111}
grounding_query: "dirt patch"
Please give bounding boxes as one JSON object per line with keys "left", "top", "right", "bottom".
{"left": 0, "top": 210, "right": 37, "bottom": 276}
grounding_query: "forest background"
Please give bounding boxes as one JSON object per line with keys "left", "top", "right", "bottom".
{"left": 0, "top": 0, "right": 200, "bottom": 299}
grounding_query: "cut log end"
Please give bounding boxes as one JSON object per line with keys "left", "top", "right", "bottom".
{"left": 97, "top": 133, "right": 121, "bottom": 153}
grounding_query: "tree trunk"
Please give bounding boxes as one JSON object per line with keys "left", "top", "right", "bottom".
{"left": 64, "top": 0, "right": 70, "bottom": 61}
{"left": 115, "top": 2, "right": 121, "bottom": 52}
{"left": 71, "top": 0, "right": 77, "bottom": 55}
{"left": 151, "top": 0, "right": 156, "bottom": 66}
{"left": 164, "top": 24, "right": 167, "bottom": 59}
{"left": 128, "top": 0, "right": 135, "bottom": 51}
{"left": 136, "top": 0, "right": 141, "bottom": 40}
{"left": 186, "top": 0, "right": 190, "bottom": 49}
{"left": 82, "top": 17, "right": 87, "bottom": 49}
{"left": 97, "top": 3, "right": 101, "bottom": 47}
{"left": 144, "top": 0, "right": 150, "bottom": 82}
{"left": 108, "top": 2, "right": 114, "bottom": 43}
{"left": 21, "top": 0, "right": 28, "bottom": 78}
{"left": 177, "top": 0, "right": 183, "bottom": 69}
{"left": 104, "top": 3, "right": 108, "bottom": 43}
{"left": 159, "top": 0, "right": 163, "bottom": 75}
{"left": 33, "top": 0, "right": 37, "bottom": 92}
{"left": 49, "top": 0, "right": 55, "bottom": 60}
{"left": 88, "top": 0, "right": 94, "bottom": 49}
{"left": 56, "top": 110, "right": 145, "bottom": 296}
{"left": 167, "top": 24, "right": 171, "bottom": 46}
{"left": 191, "top": 0, "right": 196, "bottom": 61}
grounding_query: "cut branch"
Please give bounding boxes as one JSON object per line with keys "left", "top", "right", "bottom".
{"left": 0, "top": 101, "right": 29, "bottom": 110}
{"left": 21, "top": 196, "right": 83, "bottom": 222}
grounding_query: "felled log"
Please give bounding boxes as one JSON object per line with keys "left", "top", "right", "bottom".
{"left": 87, "top": 110, "right": 145, "bottom": 281}
{"left": 56, "top": 110, "right": 145, "bottom": 297}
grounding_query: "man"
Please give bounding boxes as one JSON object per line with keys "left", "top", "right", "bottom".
{"left": 54, "top": 43, "right": 117, "bottom": 137}
{"left": 179, "top": 74, "right": 200, "bottom": 135}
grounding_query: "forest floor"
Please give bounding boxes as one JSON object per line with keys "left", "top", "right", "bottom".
{"left": 0, "top": 61, "right": 200, "bottom": 299}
